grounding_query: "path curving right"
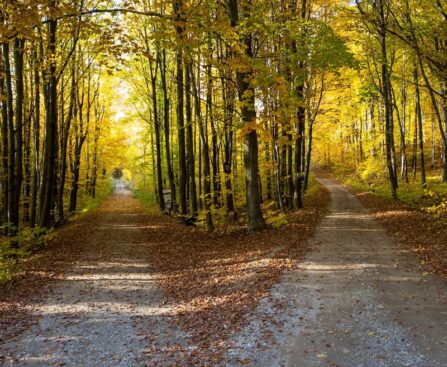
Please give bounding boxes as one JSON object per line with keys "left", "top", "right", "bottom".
{"left": 228, "top": 178, "right": 447, "bottom": 367}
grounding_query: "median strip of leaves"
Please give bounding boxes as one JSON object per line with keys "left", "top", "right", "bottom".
{"left": 144, "top": 184, "right": 330, "bottom": 364}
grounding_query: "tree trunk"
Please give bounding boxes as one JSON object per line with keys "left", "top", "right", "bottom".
{"left": 174, "top": 0, "right": 187, "bottom": 217}
{"left": 13, "top": 38, "right": 25, "bottom": 231}
{"left": 228, "top": 0, "right": 265, "bottom": 231}
{"left": 221, "top": 63, "right": 236, "bottom": 216}
{"left": 159, "top": 50, "right": 176, "bottom": 208}
{"left": 379, "top": 4, "right": 398, "bottom": 197}
{"left": 58, "top": 61, "right": 76, "bottom": 221}
{"left": 414, "top": 67, "right": 426, "bottom": 188}
{"left": 0, "top": 42, "right": 8, "bottom": 230}
{"left": 3, "top": 41, "right": 17, "bottom": 235}
{"left": 292, "top": 0, "right": 307, "bottom": 209}
{"left": 40, "top": 9, "right": 58, "bottom": 227}
{"left": 30, "top": 48, "right": 40, "bottom": 227}
{"left": 303, "top": 120, "right": 313, "bottom": 191}
{"left": 191, "top": 62, "right": 213, "bottom": 230}
{"left": 185, "top": 62, "right": 197, "bottom": 216}
{"left": 150, "top": 55, "right": 165, "bottom": 212}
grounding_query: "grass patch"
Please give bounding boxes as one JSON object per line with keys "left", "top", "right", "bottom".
{"left": 74, "top": 179, "right": 115, "bottom": 216}
{"left": 334, "top": 168, "right": 447, "bottom": 208}
{"left": 132, "top": 188, "right": 156, "bottom": 207}
{"left": 0, "top": 226, "right": 54, "bottom": 283}
{"left": 132, "top": 189, "right": 160, "bottom": 216}
{"left": 132, "top": 173, "right": 327, "bottom": 232}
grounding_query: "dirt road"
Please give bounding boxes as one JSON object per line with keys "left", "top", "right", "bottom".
{"left": 2, "top": 179, "right": 446, "bottom": 367}
{"left": 228, "top": 178, "right": 447, "bottom": 366}
{"left": 0, "top": 187, "right": 185, "bottom": 367}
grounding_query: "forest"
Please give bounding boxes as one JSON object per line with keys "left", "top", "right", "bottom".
{"left": 1, "top": 0, "right": 447, "bottom": 366}
{"left": 1, "top": 0, "right": 447, "bottom": 236}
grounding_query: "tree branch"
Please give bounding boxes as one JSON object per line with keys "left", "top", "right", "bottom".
{"left": 49, "top": 8, "right": 169, "bottom": 23}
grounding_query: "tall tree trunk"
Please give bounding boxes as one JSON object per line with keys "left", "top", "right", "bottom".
{"left": 412, "top": 109, "right": 418, "bottom": 180}
{"left": 58, "top": 62, "right": 76, "bottom": 221}
{"left": 396, "top": 74, "right": 409, "bottom": 183}
{"left": 159, "top": 50, "right": 176, "bottom": 209}
{"left": 69, "top": 137, "right": 86, "bottom": 213}
{"left": 206, "top": 57, "right": 222, "bottom": 208}
{"left": 3, "top": 41, "right": 16, "bottom": 234}
{"left": 228, "top": 0, "right": 265, "bottom": 231}
{"left": 442, "top": 87, "right": 447, "bottom": 182}
{"left": 69, "top": 74, "right": 88, "bottom": 213}
{"left": 150, "top": 55, "right": 165, "bottom": 212}
{"left": 14, "top": 38, "right": 25, "bottom": 229}
{"left": 294, "top": 91, "right": 305, "bottom": 209}
{"left": 414, "top": 67, "right": 426, "bottom": 188}
{"left": 91, "top": 104, "right": 102, "bottom": 199}
{"left": 303, "top": 120, "right": 313, "bottom": 191}
{"left": 185, "top": 62, "right": 197, "bottom": 216}
{"left": 23, "top": 87, "right": 32, "bottom": 225}
{"left": 272, "top": 122, "right": 284, "bottom": 212}
{"left": 0, "top": 42, "right": 8, "bottom": 229}
{"left": 30, "top": 47, "right": 40, "bottom": 227}
{"left": 191, "top": 62, "right": 213, "bottom": 230}
{"left": 379, "top": 2, "right": 398, "bottom": 197}
{"left": 287, "top": 133, "right": 294, "bottom": 210}
{"left": 280, "top": 135, "right": 287, "bottom": 206}
{"left": 174, "top": 0, "right": 187, "bottom": 217}
{"left": 40, "top": 7, "right": 58, "bottom": 227}
{"left": 221, "top": 65, "right": 236, "bottom": 216}
{"left": 292, "top": 0, "right": 307, "bottom": 209}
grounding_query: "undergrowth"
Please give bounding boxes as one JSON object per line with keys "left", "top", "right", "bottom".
{"left": 0, "top": 226, "right": 53, "bottom": 283}
{"left": 133, "top": 173, "right": 327, "bottom": 232}
{"left": 331, "top": 167, "right": 447, "bottom": 224}
{"left": 0, "top": 180, "right": 114, "bottom": 283}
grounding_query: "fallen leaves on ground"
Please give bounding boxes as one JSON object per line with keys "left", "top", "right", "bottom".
{"left": 354, "top": 192, "right": 447, "bottom": 280}
{"left": 0, "top": 186, "right": 330, "bottom": 366}
{"left": 142, "top": 186, "right": 330, "bottom": 365}
{"left": 316, "top": 170, "right": 447, "bottom": 281}
{"left": 0, "top": 212, "right": 100, "bottom": 344}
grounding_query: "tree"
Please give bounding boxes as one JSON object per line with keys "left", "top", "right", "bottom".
{"left": 228, "top": 0, "right": 265, "bottom": 231}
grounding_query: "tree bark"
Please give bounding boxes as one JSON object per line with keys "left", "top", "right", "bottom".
{"left": 414, "top": 67, "right": 426, "bottom": 188}
{"left": 173, "top": 0, "right": 187, "bottom": 217}
{"left": 159, "top": 50, "right": 176, "bottom": 208}
{"left": 228, "top": 0, "right": 265, "bottom": 231}
{"left": 58, "top": 60, "right": 76, "bottom": 221}
{"left": 0, "top": 41, "right": 8, "bottom": 230}
{"left": 185, "top": 62, "right": 197, "bottom": 216}
{"left": 150, "top": 53, "right": 165, "bottom": 211}
{"left": 30, "top": 47, "right": 41, "bottom": 227}
{"left": 191, "top": 62, "right": 213, "bottom": 230}
{"left": 40, "top": 5, "right": 58, "bottom": 227}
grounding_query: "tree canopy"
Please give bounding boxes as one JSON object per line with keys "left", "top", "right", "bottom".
{"left": 1, "top": 0, "right": 447, "bottom": 237}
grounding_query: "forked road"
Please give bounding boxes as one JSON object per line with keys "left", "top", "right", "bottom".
{"left": 1, "top": 179, "right": 446, "bottom": 367}
{"left": 229, "top": 178, "right": 447, "bottom": 366}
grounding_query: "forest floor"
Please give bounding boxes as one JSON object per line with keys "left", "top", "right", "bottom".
{"left": 0, "top": 183, "right": 328, "bottom": 366}
{"left": 0, "top": 178, "right": 446, "bottom": 366}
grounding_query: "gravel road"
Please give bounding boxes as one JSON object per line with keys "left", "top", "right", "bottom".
{"left": 227, "top": 178, "right": 447, "bottom": 367}
{"left": 0, "top": 187, "right": 186, "bottom": 367}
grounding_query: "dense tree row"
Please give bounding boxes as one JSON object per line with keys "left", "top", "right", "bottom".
{"left": 316, "top": 0, "right": 447, "bottom": 196}
{"left": 0, "top": 1, "right": 113, "bottom": 238}
{"left": 2, "top": 0, "right": 447, "bottom": 238}
{"left": 125, "top": 0, "right": 351, "bottom": 230}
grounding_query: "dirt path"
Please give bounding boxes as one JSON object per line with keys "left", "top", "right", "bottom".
{"left": 0, "top": 187, "right": 186, "bottom": 367}
{"left": 227, "top": 178, "right": 447, "bottom": 366}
